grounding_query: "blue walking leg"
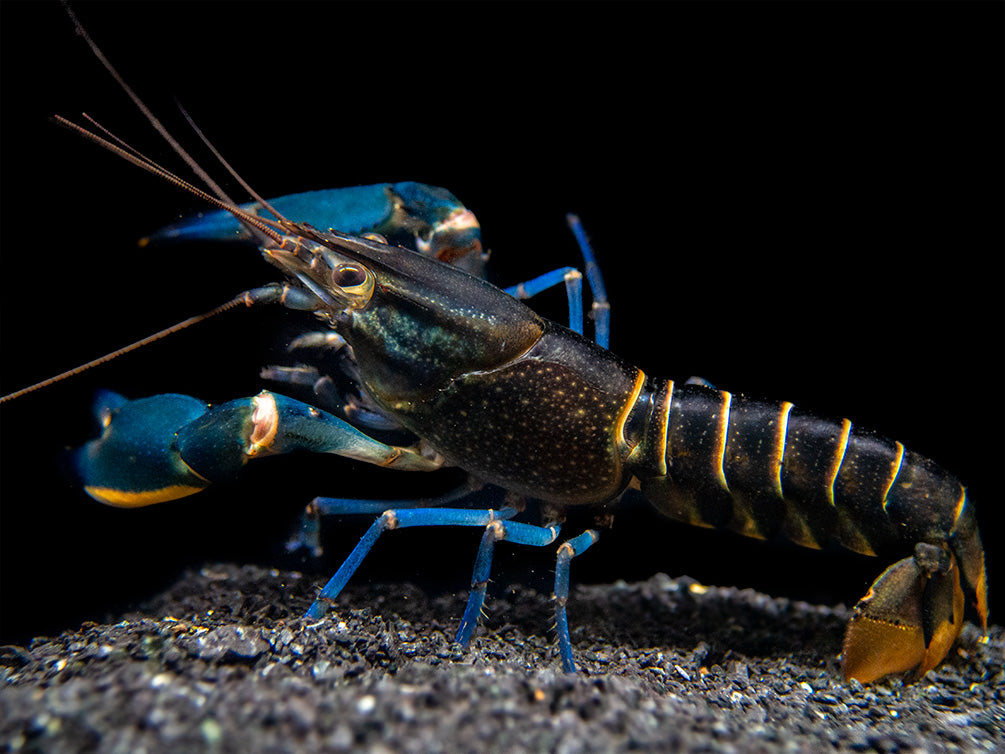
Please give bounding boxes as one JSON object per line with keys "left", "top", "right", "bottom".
{"left": 566, "top": 214, "right": 610, "bottom": 349}
{"left": 455, "top": 519, "right": 562, "bottom": 646}
{"left": 303, "top": 507, "right": 520, "bottom": 620}
{"left": 286, "top": 483, "right": 487, "bottom": 556}
{"left": 554, "top": 529, "right": 600, "bottom": 673}
{"left": 501, "top": 216, "right": 610, "bottom": 348}
{"left": 504, "top": 267, "right": 584, "bottom": 336}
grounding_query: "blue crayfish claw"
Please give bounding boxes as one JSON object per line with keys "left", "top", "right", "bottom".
{"left": 74, "top": 392, "right": 212, "bottom": 507}
{"left": 142, "top": 182, "right": 484, "bottom": 276}
{"left": 73, "top": 389, "right": 444, "bottom": 510}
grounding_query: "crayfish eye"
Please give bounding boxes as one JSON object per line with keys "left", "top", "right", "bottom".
{"left": 332, "top": 264, "right": 367, "bottom": 288}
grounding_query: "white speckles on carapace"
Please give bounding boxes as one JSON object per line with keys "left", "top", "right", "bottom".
{"left": 414, "top": 336, "right": 640, "bottom": 507}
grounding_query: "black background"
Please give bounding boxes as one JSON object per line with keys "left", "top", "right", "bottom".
{"left": 1, "top": 2, "right": 1002, "bottom": 645}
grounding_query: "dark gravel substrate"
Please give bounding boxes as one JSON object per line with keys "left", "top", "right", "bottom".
{"left": 1, "top": 563, "right": 1001, "bottom": 753}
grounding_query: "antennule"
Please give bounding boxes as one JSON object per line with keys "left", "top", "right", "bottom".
{"left": 53, "top": 114, "right": 284, "bottom": 241}
{"left": 62, "top": 1, "right": 232, "bottom": 204}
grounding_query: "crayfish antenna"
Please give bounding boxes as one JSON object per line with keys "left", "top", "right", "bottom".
{"left": 1, "top": 5, "right": 318, "bottom": 404}
{"left": 0, "top": 296, "right": 252, "bottom": 405}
